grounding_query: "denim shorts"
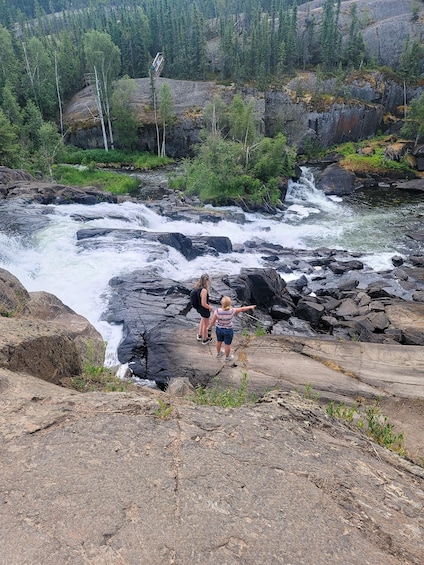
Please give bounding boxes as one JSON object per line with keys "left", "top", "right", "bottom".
{"left": 216, "top": 327, "right": 234, "bottom": 345}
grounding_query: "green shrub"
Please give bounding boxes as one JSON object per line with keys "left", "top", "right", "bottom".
{"left": 326, "top": 398, "right": 406, "bottom": 455}
{"left": 70, "top": 366, "right": 130, "bottom": 392}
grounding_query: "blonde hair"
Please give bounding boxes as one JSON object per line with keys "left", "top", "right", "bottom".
{"left": 195, "top": 273, "right": 210, "bottom": 290}
{"left": 221, "top": 296, "right": 232, "bottom": 310}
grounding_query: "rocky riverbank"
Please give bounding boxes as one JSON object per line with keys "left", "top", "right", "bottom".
{"left": 1, "top": 172, "right": 424, "bottom": 562}
{"left": 1, "top": 339, "right": 424, "bottom": 564}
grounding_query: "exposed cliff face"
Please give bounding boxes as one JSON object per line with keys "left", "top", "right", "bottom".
{"left": 64, "top": 78, "right": 230, "bottom": 157}
{"left": 298, "top": 0, "right": 424, "bottom": 69}
{"left": 63, "top": 73, "right": 422, "bottom": 157}
{"left": 264, "top": 89, "right": 385, "bottom": 149}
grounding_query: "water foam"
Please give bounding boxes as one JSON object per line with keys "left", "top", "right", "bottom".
{"left": 1, "top": 168, "right": 421, "bottom": 364}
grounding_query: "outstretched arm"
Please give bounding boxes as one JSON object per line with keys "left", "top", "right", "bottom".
{"left": 233, "top": 305, "right": 256, "bottom": 315}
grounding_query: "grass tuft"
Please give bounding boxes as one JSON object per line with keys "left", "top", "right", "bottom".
{"left": 53, "top": 164, "right": 140, "bottom": 194}
{"left": 70, "top": 364, "right": 131, "bottom": 393}
{"left": 153, "top": 398, "right": 174, "bottom": 420}
{"left": 188, "top": 373, "right": 257, "bottom": 407}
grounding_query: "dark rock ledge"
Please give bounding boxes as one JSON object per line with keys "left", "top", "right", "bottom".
{"left": 103, "top": 254, "right": 424, "bottom": 389}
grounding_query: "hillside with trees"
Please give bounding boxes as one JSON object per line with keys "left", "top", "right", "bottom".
{"left": 0, "top": 0, "right": 423, "bottom": 200}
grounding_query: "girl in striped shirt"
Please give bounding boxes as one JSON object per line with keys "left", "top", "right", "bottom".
{"left": 208, "top": 296, "right": 256, "bottom": 362}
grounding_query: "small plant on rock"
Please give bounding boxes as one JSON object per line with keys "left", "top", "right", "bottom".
{"left": 326, "top": 401, "right": 359, "bottom": 421}
{"left": 254, "top": 322, "right": 267, "bottom": 337}
{"left": 326, "top": 398, "right": 406, "bottom": 456}
{"left": 153, "top": 398, "right": 174, "bottom": 420}
{"left": 361, "top": 401, "right": 405, "bottom": 454}
{"left": 304, "top": 382, "right": 320, "bottom": 401}
{"left": 189, "top": 373, "right": 257, "bottom": 407}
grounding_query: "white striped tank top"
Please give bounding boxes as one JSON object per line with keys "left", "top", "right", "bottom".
{"left": 216, "top": 308, "right": 234, "bottom": 328}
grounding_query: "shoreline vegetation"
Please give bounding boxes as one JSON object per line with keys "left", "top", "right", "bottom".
{"left": 51, "top": 136, "right": 419, "bottom": 207}
{"left": 53, "top": 148, "right": 174, "bottom": 195}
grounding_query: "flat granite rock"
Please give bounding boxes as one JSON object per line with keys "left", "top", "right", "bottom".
{"left": 0, "top": 369, "right": 423, "bottom": 565}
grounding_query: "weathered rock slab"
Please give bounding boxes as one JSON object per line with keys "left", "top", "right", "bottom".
{"left": 1, "top": 370, "right": 423, "bottom": 565}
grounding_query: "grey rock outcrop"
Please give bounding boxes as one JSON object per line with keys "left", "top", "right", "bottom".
{"left": 0, "top": 167, "right": 118, "bottom": 205}
{"left": 1, "top": 268, "right": 424, "bottom": 564}
{"left": 0, "top": 269, "right": 30, "bottom": 316}
{"left": 63, "top": 70, "right": 424, "bottom": 157}
{"left": 1, "top": 351, "right": 424, "bottom": 564}
{"left": 76, "top": 227, "right": 232, "bottom": 260}
{"left": 0, "top": 268, "right": 104, "bottom": 384}
{"left": 102, "top": 250, "right": 424, "bottom": 387}
{"left": 298, "top": 0, "right": 424, "bottom": 70}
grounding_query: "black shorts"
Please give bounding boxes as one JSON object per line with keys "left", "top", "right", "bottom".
{"left": 197, "top": 306, "right": 211, "bottom": 318}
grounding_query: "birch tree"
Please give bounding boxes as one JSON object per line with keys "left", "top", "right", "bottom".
{"left": 21, "top": 37, "right": 56, "bottom": 118}
{"left": 39, "top": 121, "right": 63, "bottom": 180}
{"left": 158, "top": 82, "right": 176, "bottom": 157}
{"left": 228, "top": 94, "right": 257, "bottom": 165}
{"left": 84, "top": 31, "right": 121, "bottom": 151}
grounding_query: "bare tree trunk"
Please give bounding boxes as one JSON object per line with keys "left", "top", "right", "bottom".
{"left": 403, "top": 80, "right": 407, "bottom": 120}
{"left": 155, "top": 99, "right": 160, "bottom": 156}
{"left": 244, "top": 127, "right": 250, "bottom": 165}
{"left": 150, "top": 69, "right": 160, "bottom": 157}
{"left": 211, "top": 102, "right": 217, "bottom": 135}
{"left": 54, "top": 52, "right": 63, "bottom": 136}
{"left": 94, "top": 66, "right": 108, "bottom": 151}
{"left": 22, "top": 42, "right": 39, "bottom": 109}
{"left": 161, "top": 120, "right": 166, "bottom": 157}
{"left": 102, "top": 61, "right": 114, "bottom": 150}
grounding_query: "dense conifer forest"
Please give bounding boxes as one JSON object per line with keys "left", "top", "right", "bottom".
{"left": 0, "top": 0, "right": 422, "bottom": 185}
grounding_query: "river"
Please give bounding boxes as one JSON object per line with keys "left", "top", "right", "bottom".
{"left": 1, "top": 168, "right": 423, "bottom": 365}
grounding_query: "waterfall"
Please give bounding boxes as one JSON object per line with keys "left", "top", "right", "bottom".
{"left": 0, "top": 168, "right": 422, "bottom": 364}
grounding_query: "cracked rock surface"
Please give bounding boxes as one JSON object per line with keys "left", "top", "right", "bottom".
{"left": 1, "top": 364, "right": 423, "bottom": 565}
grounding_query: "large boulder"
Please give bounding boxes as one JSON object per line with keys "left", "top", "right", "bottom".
{"left": 0, "top": 268, "right": 30, "bottom": 316}
{"left": 0, "top": 270, "right": 104, "bottom": 384}
{"left": 225, "top": 267, "right": 287, "bottom": 307}
{"left": 315, "top": 163, "right": 361, "bottom": 196}
{"left": 0, "top": 166, "right": 33, "bottom": 185}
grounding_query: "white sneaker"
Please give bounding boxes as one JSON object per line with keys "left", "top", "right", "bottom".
{"left": 216, "top": 351, "right": 224, "bottom": 358}
{"left": 225, "top": 355, "right": 234, "bottom": 362}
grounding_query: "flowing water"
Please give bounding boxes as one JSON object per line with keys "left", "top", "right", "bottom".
{"left": 1, "top": 168, "right": 423, "bottom": 365}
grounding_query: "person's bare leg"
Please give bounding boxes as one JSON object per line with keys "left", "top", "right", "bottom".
{"left": 224, "top": 344, "right": 231, "bottom": 357}
{"left": 216, "top": 341, "right": 222, "bottom": 354}
{"left": 200, "top": 317, "right": 209, "bottom": 340}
